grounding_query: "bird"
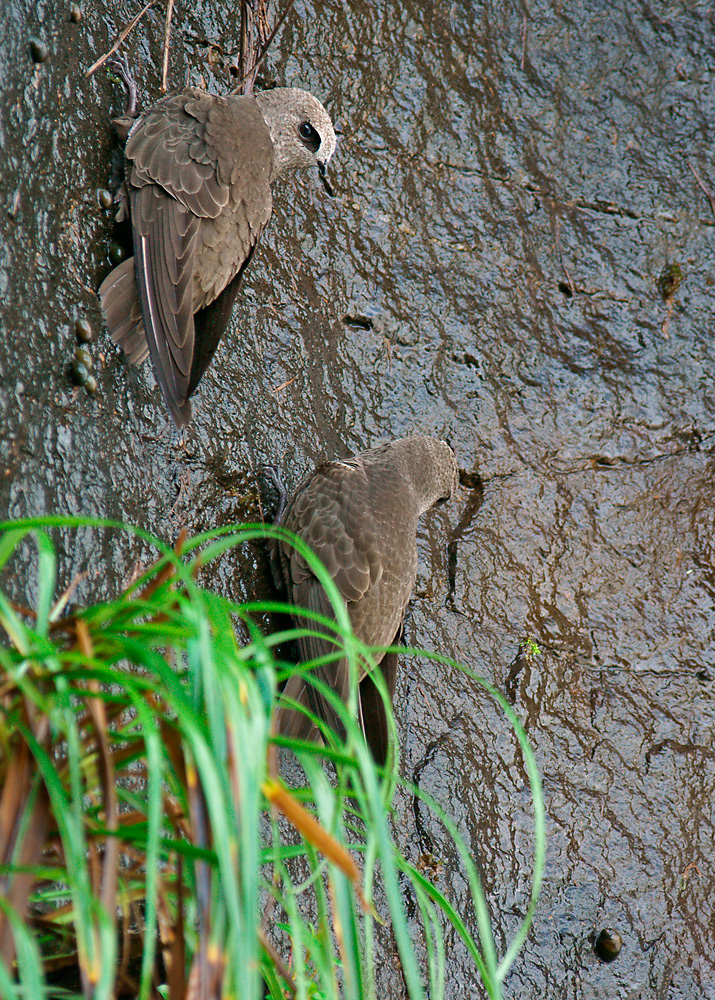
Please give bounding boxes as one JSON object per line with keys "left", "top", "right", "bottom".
{"left": 271, "top": 436, "right": 459, "bottom": 765}
{"left": 98, "top": 84, "right": 337, "bottom": 427}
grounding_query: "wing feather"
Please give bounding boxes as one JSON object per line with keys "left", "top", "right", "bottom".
{"left": 131, "top": 185, "right": 199, "bottom": 422}
{"left": 126, "top": 90, "right": 231, "bottom": 220}
{"left": 359, "top": 647, "right": 399, "bottom": 767}
{"left": 277, "top": 578, "right": 351, "bottom": 746}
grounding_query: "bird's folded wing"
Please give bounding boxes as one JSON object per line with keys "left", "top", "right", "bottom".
{"left": 187, "top": 243, "right": 259, "bottom": 397}
{"left": 125, "top": 91, "right": 274, "bottom": 419}
{"left": 279, "top": 583, "right": 399, "bottom": 765}
{"left": 286, "top": 576, "right": 353, "bottom": 744}
{"left": 126, "top": 90, "right": 230, "bottom": 220}
{"left": 130, "top": 185, "right": 201, "bottom": 425}
{"left": 287, "top": 464, "right": 383, "bottom": 602}
{"left": 278, "top": 466, "right": 386, "bottom": 746}
{"left": 358, "top": 644, "right": 399, "bottom": 768}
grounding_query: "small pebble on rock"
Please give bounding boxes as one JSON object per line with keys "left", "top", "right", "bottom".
{"left": 30, "top": 38, "right": 48, "bottom": 63}
{"left": 74, "top": 347, "right": 93, "bottom": 369}
{"left": 70, "top": 360, "right": 90, "bottom": 386}
{"left": 97, "top": 188, "right": 113, "bottom": 209}
{"left": 75, "top": 318, "right": 93, "bottom": 343}
{"left": 594, "top": 928, "right": 622, "bottom": 963}
{"left": 108, "top": 242, "right": 126, "bottom": 265}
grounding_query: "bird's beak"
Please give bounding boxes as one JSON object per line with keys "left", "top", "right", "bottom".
{"left": 318, "top": 161, "right": 335, "bottom": 197}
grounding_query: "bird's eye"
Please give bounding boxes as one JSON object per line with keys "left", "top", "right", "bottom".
{"left": 298, "top": 121, "right": 321, "bottom": 152}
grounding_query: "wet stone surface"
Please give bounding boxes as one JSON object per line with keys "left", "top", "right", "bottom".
{"left": 1, "top": 0, "right": 714, "bottom": 997}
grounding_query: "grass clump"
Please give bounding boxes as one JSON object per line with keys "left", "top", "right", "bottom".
{"left": 0, "top": 516, "right": 544, "bottom": 999}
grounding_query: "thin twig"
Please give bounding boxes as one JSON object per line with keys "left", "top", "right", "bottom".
{"left": 240, "top": 0, "right": 251, "bottom": 95}
{"left": 258, "top": 929, "right": 297, "bottom": 997}
{"left": 85, "top": 0, "right": 157, "bottom": 78}
{"left": 160, "top": 0, "right": 175, "bottom": 93}
{"left": 521, "top": 12, "right": 527, "bottom": 71}
{"left": 250, "top": 0, "right": 296, "bottom": 91}
{"left": 49, "top": 570, "right": 87, "bottom": 623}
{"left": 687, "top": 159, "right": 715, "bottom": 223}
{"left": 5, "top": 600, "right": 37, "bottom": 621}
{"left": 231, "top": 0, "right": 297, "bottom": 94}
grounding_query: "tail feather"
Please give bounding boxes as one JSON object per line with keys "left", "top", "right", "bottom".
{"left": 98, "top": 257, "right": 149, "bottom": 364}
{"left": 276, "top": 675, "right": 322, "bottom": 743}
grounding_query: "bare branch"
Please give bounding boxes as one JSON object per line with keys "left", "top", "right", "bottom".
{"left": 85, "top": 0, "right": 157, "bottom": 78}
{"left": 231, "top": 0, "right": 297, "bottom": 95}
{"left": 687, "top": 159, "right": 715, "bottom": 223}
{"left": 160, "top": 0, "right": 175, "bottom": 93}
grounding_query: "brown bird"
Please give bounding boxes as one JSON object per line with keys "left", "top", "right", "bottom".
{"left": 272, "top": 436, "right": 459, "bottom": 765}
{"left": 99, "top": 85, "right": 336, "bottom": 427}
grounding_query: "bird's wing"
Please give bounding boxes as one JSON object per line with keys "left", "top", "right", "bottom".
{"left": 359, "top": 646, "right": 399, "bottom": 768}
{"left": 286, "top": 462, "right": 383, "bottom": 602}
{"left": 275, "top": 577, "right": 352, "bottom": 745}
{"left": 277, "top": 462, "right": 385, "bottom": 746}
{"left": 130, "top": 185, "right": 201, "bottom": 425}
{"left": 278, "top": 586, "right": 401, "bottom": 761}
{"left": 184, "top": 93, "right": 274, "bottom": 395}
{"left": 187, "top": 242, "right": 259, "bottom": 398}
{"left": 126, "top": 90, "right": 232, "bottom": 221}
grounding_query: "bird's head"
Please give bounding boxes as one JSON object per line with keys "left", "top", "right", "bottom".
{"left": 255, "top": 87, "right": 337, "bottom": 194}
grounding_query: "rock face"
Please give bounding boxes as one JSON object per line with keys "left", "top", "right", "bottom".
{"left": 99, "top": 86, "right": 336, "bottom": 427}
{"left": 273, "top": 436, "right": 459, "bottom": 764}
{"left": 3, "top": 2, "right": 715, "bottom": 993}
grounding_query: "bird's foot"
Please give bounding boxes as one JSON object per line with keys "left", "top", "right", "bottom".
{"left": 258, "top": 464, "right": 289, "bottom": 594}
{"left": 259, "top": 463, "right": 288, "bottom": 523}
{"left": 106, "top": 53, "right": 139, "bottom": 119}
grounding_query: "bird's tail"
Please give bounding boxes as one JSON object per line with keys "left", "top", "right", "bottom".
{"left": 98, "top": 257, "right": 150, "bottom": 364}
{"left": 275, "top": 675, "right": 322, "bottom": 743}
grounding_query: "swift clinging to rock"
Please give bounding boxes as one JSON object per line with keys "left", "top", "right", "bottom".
{"left": 272, "top": 436, "right": 459, "bottom": 765}
{"left": 99, "top": 82, "right": 336, "bottom": 427}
